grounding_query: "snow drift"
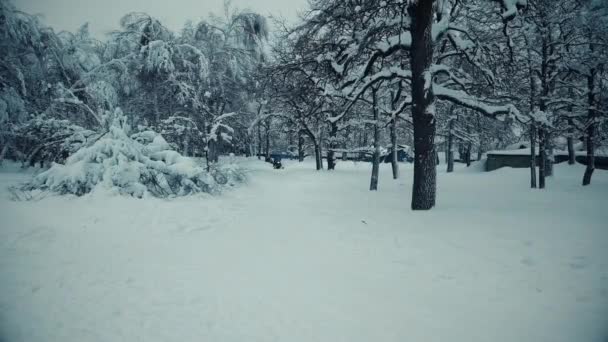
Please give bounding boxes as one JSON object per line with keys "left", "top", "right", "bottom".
{"left": 15, "top": 108, "right": 244, "bottom": 198}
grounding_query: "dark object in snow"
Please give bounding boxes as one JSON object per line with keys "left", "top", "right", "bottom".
{"left": 272, "top": 155, "right": 283, "bottom": 169}
{"left": 486, "top": 151, "right": 608, "bottom": 171}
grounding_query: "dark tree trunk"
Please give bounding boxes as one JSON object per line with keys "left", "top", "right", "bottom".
{"left": 264, "top": 121, "right": 270, "bottom": 160}
{"left": 447, "top": 116, "right": 454, "bottom": 173}
{"left": 567, "top": 120, "right": 576, "bottom": 165}
{"left": 370, "top": 88, "right": 380, "bottom": 191}
{"left": 465, "top": 141, "right": 472, "bottom": 167}
{"left": 298, "top": 131, "right": 305, "bottom": 162}
{"left": 327, "top": 122, "right": 338, "bottom": 170}
{"left": 390, "top": 115, "right": 399, "bottom": 179}
{"left": 583, "top": 64, "right": 597, "bottom": 186}
{"left": 314, "top": 142, "right": 323, "bottom": 170}
{"left": 409, "top": 0, "right": 436, "bottom": 210}
{"left": 530, "top": 125, "right": 537, "bottom": 188}
{"left": 476, "top": 114, "right": 483, "bottom": 161}
{"left": 583, "top": 129, "right": 596, "bottom": 186}
{"left": 257, "top": 122, "right": 262, "bottom": 159}
{"left": 538, "top": 128, "right": 546, "bottom": 189}
{"left": 545, "top": 133, "right": 553, "bottom": 177}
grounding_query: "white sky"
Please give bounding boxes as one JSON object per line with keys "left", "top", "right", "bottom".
{"left": 14, "top": 0, "right": 309, "bottom": 38}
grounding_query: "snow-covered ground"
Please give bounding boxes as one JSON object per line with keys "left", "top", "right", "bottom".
{"left": 1, "top": 159, "right": 607, "bottom": 342}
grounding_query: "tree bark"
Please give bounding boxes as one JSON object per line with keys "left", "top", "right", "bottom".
{"left": 257, "top": 121, "right": 262, "bottom": 160}
{"left": 583, "top": 64, "right": 597, "bottom": 186}
{"left": 390, "top": 116, "right": 399, "bottom": 179}
{"left": 264, "top": 121, "right": 270, "bottom": 160}
{"left": 314, "top": 142, "right": 323, "bottom": 170}
{"left": 370, "top": 88, "right": 380, "bottom": 191}
{"left": 327, "top": 122, "right": 338, "bottom": 170}
{"left": 545, "top": 132, "right": 553, "bottom": 177}
{"left": 538, "top": 128, "right": 546, "bottom": 189}
{"left": 567, "top": 118, "right": 576, "bottom": 165}
{"left": 530, "top": 125, "right": 537, "bottom": 188}
{"left": 298, "top": 131, "right": 305, "bottom": 162}
{"left": 465, "top": 141, "right": 472, "bottom": 167}
{"left": 409, "top": 0, "right": 436, "bottom": 210}
{"left": 447, "top": 116, "right": 454, "bottom": 173}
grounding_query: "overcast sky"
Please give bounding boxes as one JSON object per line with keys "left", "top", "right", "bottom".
{"left": 14, "top": 0, "right": 308, "bottom": 38}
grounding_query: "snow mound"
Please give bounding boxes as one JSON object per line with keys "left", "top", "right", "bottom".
{"left": 15, "top": 109, "right": 244, "bottom": 198}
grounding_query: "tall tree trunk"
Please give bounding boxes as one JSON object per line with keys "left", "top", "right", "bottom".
{"left": 370, "top": 88, "right": 380, "bottom": 191}
{"left": 298, "top": 130, "right": 305, "bottom": 162}
{"left": 264, "top": 121, "right": 270, "bottom": 160}
{"left": 390, "top": 116, "right": 399, "bottom": 179}
{"left": 545, "top": 132, "right": 553, "bottom": 177}
{"left": 447, "top": 116, "right": 454, "bottom": 173}
{"left": 530, "top": 125, "right": 537, "bottom": 188}
{"left": 583, "top": 64, "right": 597, "bottom": 186}
{"left": 476, "top": 114, "right": 483, "bottom": 161}
{"left": 257, "top": 122, "right": 262, "bottom": 160}
{"left": 567, "top": 118, "right": 576, "bottom": 165}
{"left": 465, "top": 141, "right": 472, "bottom": 167}
{"left": 327, "top": 122, "right": 338, "bottom": 170}
{"left": 314, "top": 141, "right": 322, "bottom": 170}
{"left": 538, "top": 128, "right": 546, "bottom": 189}
{"left": 409, "top": 1, "right": 436, "bottom": 210}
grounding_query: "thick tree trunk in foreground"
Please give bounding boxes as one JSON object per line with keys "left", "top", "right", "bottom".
{"left": 530, "top": 126, "right": 537, "bottom": 188}
{"left": 409, "top": 1, "right": 436, "bottom": 210}
{"left": 390, "top": 116, "right": 399, "bottom": 179}
{"left": 370, "top": 88, "right": 380, "bottom": 191}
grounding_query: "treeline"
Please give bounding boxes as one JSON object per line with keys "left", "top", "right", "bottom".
{"left": 1, "top": 0, "right": 606, "bottom": 209}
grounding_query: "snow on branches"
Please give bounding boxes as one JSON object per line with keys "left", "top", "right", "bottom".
{"left": 16, "top": 108, "right": 244, "bottom": 199}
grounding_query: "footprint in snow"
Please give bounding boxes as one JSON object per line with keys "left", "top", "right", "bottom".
{"left": 569, "top": 256, "right": 588, "bottom": 270}
{"left": 521, "top": 257, "right": 535, "bottom": 267}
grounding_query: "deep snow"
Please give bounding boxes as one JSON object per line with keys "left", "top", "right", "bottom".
{"left": 0, "top": 159, "right": 607, "bottom": 342}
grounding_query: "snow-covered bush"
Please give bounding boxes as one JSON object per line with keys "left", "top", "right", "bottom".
{"left": 17, "top": 108, "right": 244, "bottom": 198}
{"left": 13, "top": 115, "right": 96, "bottom": 166}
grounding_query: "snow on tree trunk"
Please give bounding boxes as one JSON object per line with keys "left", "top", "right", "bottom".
{"left": 409, "top": 0, "right": 436, "bottom": 210}
{"left": 370, "top": 88, "right": 380, "bottom": 191}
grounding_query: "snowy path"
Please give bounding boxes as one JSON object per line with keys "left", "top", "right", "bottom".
{"left": 0, "top": 160, "right": 607, "bottom": 342}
